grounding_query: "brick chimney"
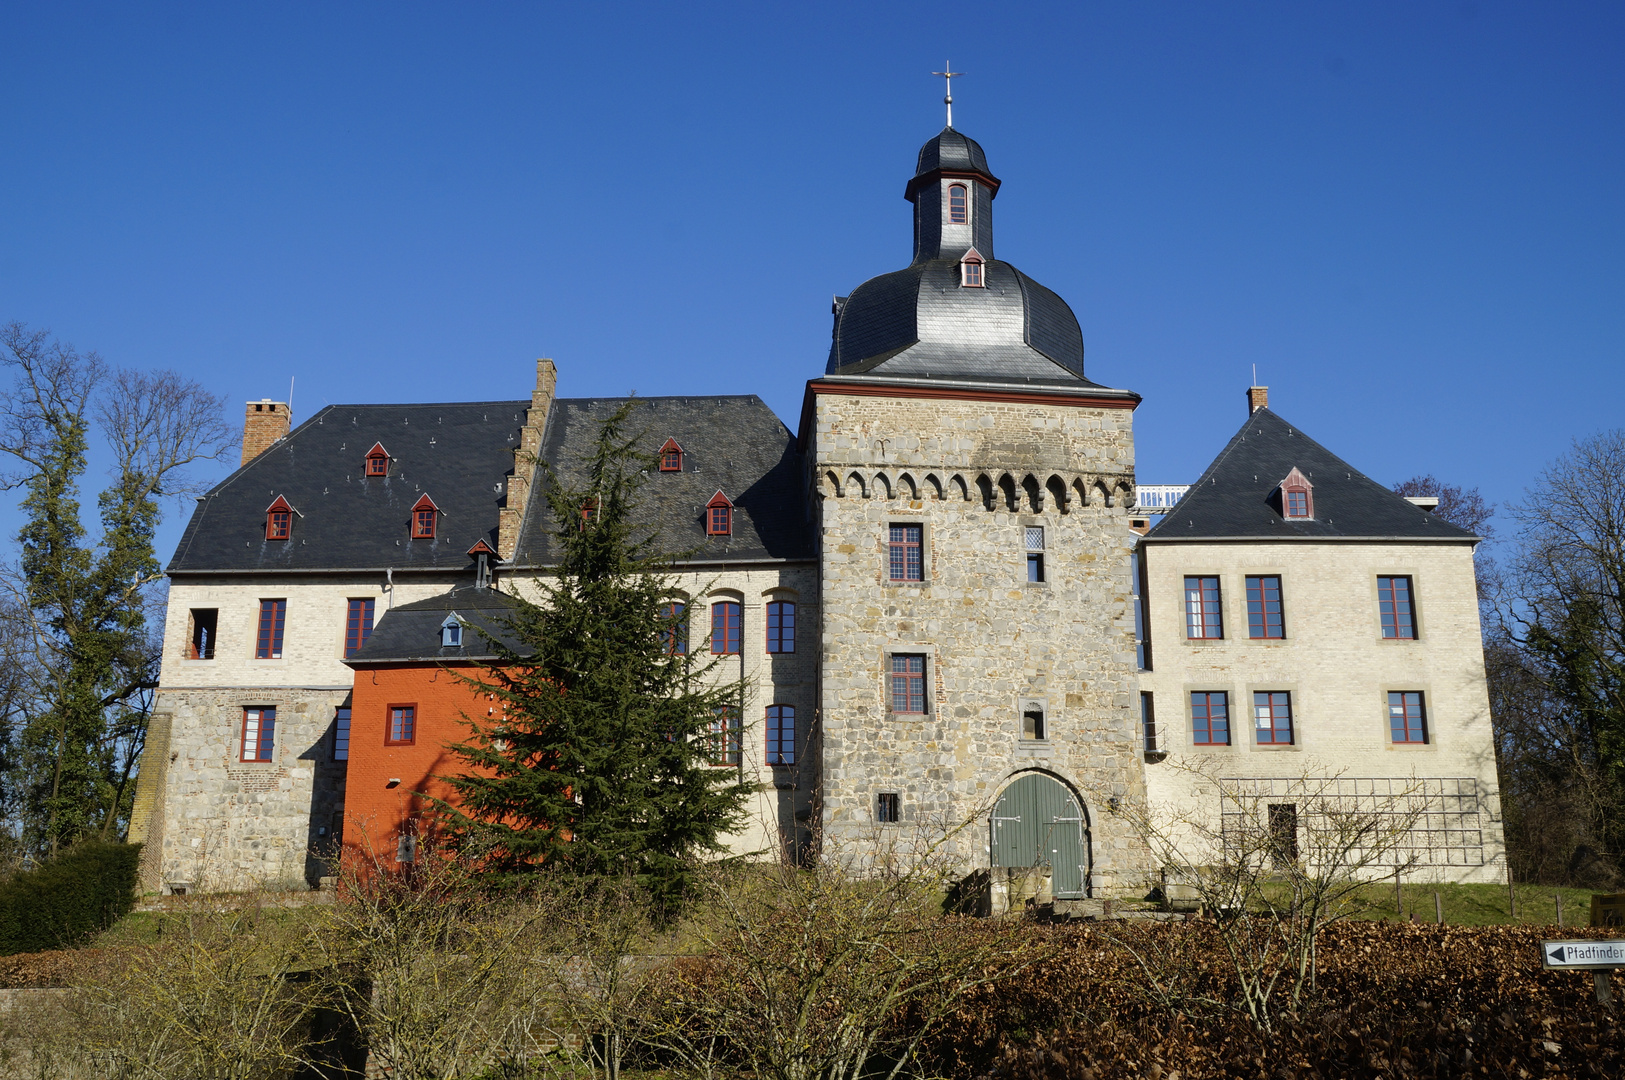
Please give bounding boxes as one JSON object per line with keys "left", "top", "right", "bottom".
{"left": 1247, "top": 385, "right": 1269, "bottom": 414}
{"left": 498, "top": 359, "right": 558, "bottom": 559}
{"left": 242, "top": 400, "right": 291, "bottom": 465}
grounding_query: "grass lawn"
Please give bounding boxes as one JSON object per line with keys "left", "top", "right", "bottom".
{"left": 1341, "top": 881, "right": 1603, "bottom": 927}
{"left": 96, "top": 895, "right": 332, "bottom": 947}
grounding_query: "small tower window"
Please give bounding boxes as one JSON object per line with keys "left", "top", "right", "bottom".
{"left": 265, "top": 495, "right": 294, "bottom": 540}
{"left": 365, "top": 442, "right": 390, "bottom": 477}
{"left": 1277, "top": 467, "right": 1314, "bottom": 519}
{"left": 659, "top": 438, "right": 683, "bottom": 472}
{"left": 441, "top": 613, "right": 463, "bottom": 648}
{"left": 706, "top": 491, "right": 733, "bottom": 536}
{"left": 948, "top": 183, "right": 968, "bottom": 224}
{"left": 411, "top": 494, "right": 438, "bottom": 539}
{"left": 961, "top": 251, "right": 984, "bottom": 288}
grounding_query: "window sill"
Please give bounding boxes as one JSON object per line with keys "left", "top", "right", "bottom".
{"left": 888, "top": 712, "right": 930, "bottom": 722}
{"left": 885, "top": 580, "right": 930, "bottom": 588}
{"left": 1387, "top": 741, "right": 1434, "bottom": 750}
{"left": 1252, "top": 743, "right": 1301, "bottom": 751}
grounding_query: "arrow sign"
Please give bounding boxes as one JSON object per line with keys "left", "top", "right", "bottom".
{"left": 1541, "top": 940, "right": 1625, "bottom": 970}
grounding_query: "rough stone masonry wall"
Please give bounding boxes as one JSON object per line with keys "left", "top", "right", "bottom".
{"left": 813, "top": 391, "right": 1152, "bottom": 896}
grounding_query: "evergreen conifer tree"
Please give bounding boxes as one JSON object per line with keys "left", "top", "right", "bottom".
{"left": 442, "top": 403, "right": 754, "bottom": 912}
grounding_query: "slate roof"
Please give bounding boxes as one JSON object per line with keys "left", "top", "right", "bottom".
{"left": 1144, "top": 408, "right": 1479, "bottom": 542}
{"left": 827, "top": 259, "right": 1098, "bottom": 383}
{"left": 510, "top": 396, "right": 813, "bottom": 567}
{"left": 344, "top": 587, "right": 530, "bottom": 665}
{"left": 167, "top": 401, "right": 528, "bottom": 574}
{"left": 906, "top": 127, "right": 998, "bottom": 199}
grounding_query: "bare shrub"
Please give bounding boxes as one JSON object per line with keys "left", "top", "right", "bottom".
{"left": 1125, "top": 762, "right": 1430, "bottom": 1029}
{"left": 72, "top": 898, "right": 319, "bottom": 1079}
{"left": 646, "top": 819, "right": 1037, "bottom": 1080}
{"left": 307, "top": 837, "right": 552, "bottom": 1080}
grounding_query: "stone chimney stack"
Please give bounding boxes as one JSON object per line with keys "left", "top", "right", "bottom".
{"left": 242, "top": 400, "right": 291, "bottom": 465}
{"left": 1247, "top": 385, "right": 1269, "bottom": 414}
{"left": 498, "top": 359, "right": 558, "bottom": 559}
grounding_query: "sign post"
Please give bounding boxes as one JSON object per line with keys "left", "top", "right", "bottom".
{"left": 1541, "top": 940, "right": 1625, "bottom": 1004}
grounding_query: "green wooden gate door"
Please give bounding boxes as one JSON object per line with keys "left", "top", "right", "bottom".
{"left": 990, "top": 773, "right": 1090, "bottom": 898}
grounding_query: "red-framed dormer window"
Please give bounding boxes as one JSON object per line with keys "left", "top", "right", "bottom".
{"left": 411, "top": 494, "right": 438, "bottom": 539}
{"left": 948, "top": 183, "right": 968, "bottom": 224}
{"left": 365, "top": 442, "right": 390, "bottom": 478}
{"left": 705, "top": 491, "right": 733, "bottom": 536}
{"left": 659, "top": 438, "right": 683, "bottom": 472}
{"left": 580, "top": 497, "right": 599, "bottom": 532}
{"left": 961, "top": 249, "right": 984, "bottom": 288}
{"left": 1278, "top": 467, "right": 1314, "bottom": 519}
{"left": 265, "top": 495, "right": 294, "bottom": 540}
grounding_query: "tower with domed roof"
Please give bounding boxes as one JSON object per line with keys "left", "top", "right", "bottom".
{"left": 807, "top": 126, "right": 1150, "bottom": 904}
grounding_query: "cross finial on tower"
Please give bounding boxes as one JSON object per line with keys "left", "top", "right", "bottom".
{"left": 932, "top": 62, "right": 964, "bottom": 128}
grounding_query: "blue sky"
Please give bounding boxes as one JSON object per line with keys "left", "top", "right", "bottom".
{"left": 2, "top": 2, "right": 1620, "bottom": 560}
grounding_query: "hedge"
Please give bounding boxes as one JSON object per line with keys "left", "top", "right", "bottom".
{"left": 0, "top": 842, "right": 140, "bottom": 955}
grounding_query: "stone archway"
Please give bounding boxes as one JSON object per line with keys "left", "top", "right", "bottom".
{"left": 990, "top": 772, "right": 1092, "bottom": 899}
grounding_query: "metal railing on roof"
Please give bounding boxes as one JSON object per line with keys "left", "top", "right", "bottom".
{"left": 1132, "top": 485, "right": 1190, "bottom": 514}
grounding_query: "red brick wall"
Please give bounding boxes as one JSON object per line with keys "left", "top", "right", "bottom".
{"left": 342, "top": 664, "right": 501, "bottom": 861}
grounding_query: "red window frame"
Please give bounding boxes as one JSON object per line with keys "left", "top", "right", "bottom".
{"left": 1191, "top": 691, "right": 1230, "bottom": 746}
{"left": 962, "top": 257, "right": 983, "bottom": 287}
{"left": 255, "top": 599, "right": 286, "bottom": 659}
{"left": 1389, "top": 691, "right": 1427, "bottom": 743}
{"left": 888, "top": 524, "right": 923, "bottom": 581}
{"left": 1378, "top": 576, "right": 1416, "bottom": 639}
{"left": 333, "top": 707, "right": 351, "bottom": 761}
{"left": 240, "top": 706, "right": 276, "bottom": 762}
{"left": 711, "top": 601, "right": 741, "bottom": 654}
{"left": 386, "top": 703, "right": 417, "bottom": 746}
{"left": 948, "top": 183, "right": 968, "bottom": 224}
{"left": 660, "top": 602, "right": 687, "bottom": 655}
{"left": 410, "top": 494, "right": 438, "bottom": 540}
{"left": 1184, "top": 576, "right": 1223, "bottom": 639}
{"left": 265, "top": 495, "right": 294, "bottom": 540}
{"left": 766, "top": 600, "right": 795, "bottom": 653}
{"left": 366, "top": 454, "right": 388, "bottom": 477}
{"left": 705, "top": 491, "right": 733, "bottom": 536}
{"left": 766, "top": 704, "right": 795, "bottom": 766}
{"left": 344, "top": 598, "right": 375, "bottom": 658}
{"left": 708, "top": 706, "right": 742, "bottom": 767}
{"left": 1245, "top": 575, "right": 1284, "bottom": 639}
{"left": 1285, "top": 489, "right": 1309, "bottom": 517}
{"left": 659, "top": 438, "right": 683, "bottom": 472}
{"left": 890, "top": 654, "right": 926, "bottom": 714}
{"left": 1253, "top": 691, "right": 1293, "bottom": 745}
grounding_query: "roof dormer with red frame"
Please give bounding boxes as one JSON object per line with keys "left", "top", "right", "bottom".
{"left": 705, "top": 490, "right": 733, "bottom": 536}
{"left": 265, "top": 495, "right": 297, "bottom": 540}
{"left": 364, "top": 442, "right": 392, "bottom": 478}
{"left": 411, "top": 494, "right": 439, "bottom": 539}
{"left": 658, "top": 438, "right": 684, "bottom": 472}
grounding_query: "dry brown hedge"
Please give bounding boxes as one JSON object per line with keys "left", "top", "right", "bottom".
{"left": 920, "top": 921, "right": 1625, "bottom": 1080}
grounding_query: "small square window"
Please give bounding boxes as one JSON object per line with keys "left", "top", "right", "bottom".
{"left": 962, "top": 258, "right": 983, "bottom": 287}
{"left": 1285, "top": 489, "right": 1309, "bottom": 517}
{"left": 659, "top": 439, "right": 683, "bottom": 471}
{"left": 413, "top": 509, "right": 436, "bottom": 539}
{"left": 877, "top": 792, "right": 901, "bottom": 823}
{"left": 1021, "top": 707, "right": 1046, "bottom": 741}
{"left": 366, "top": 453, "right": 388, "bottom": 477}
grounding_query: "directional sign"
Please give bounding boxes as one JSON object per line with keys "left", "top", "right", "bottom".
{"left": 1541, "top": 940, "right": 1625, "bottom": 970}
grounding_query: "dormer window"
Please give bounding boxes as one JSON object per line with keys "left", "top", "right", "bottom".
{"left": 265, "top": 495, "right": 295, "bottom": 540}
{"left": 365, "top": 442, "right": 390, "bottom": 477}
{"left": 961, "top": 249, "right": 984, "bottom": 288}
{"left": 1278, "top": 467, "right": 1314, "bottom": 519}
{"left": 580, "top": 497, "right": 599, "bottom": 531}
{"left": 441, "top": 613, "right": 463, "bottom": 648}
{"left": 948, "top": 183, "right": 968, "bottom": 224}
{"left": 706, "top": 491, "right": 733, "bottom": 536}
{"left": 411, "top": 494, "right": 438, "bottom": 539}
{"left": 659, "top": 438, "right": 683, "bottom": 472}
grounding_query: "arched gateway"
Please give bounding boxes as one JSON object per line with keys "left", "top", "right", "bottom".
{"left": 990, "top": 773, "right": 1092, "bottom": 898}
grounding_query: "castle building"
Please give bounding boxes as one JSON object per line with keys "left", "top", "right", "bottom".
{"left": 128, "top": 124, "right": 1504, "bottom": 897}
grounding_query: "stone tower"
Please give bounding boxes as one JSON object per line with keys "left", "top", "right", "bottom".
{"left": 808, "top": 127, "right": 1149, "bottom": 898}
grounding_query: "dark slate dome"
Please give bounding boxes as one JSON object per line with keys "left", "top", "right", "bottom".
{"left": 827, "top": 128, "right": 1098, "bottom": 386}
